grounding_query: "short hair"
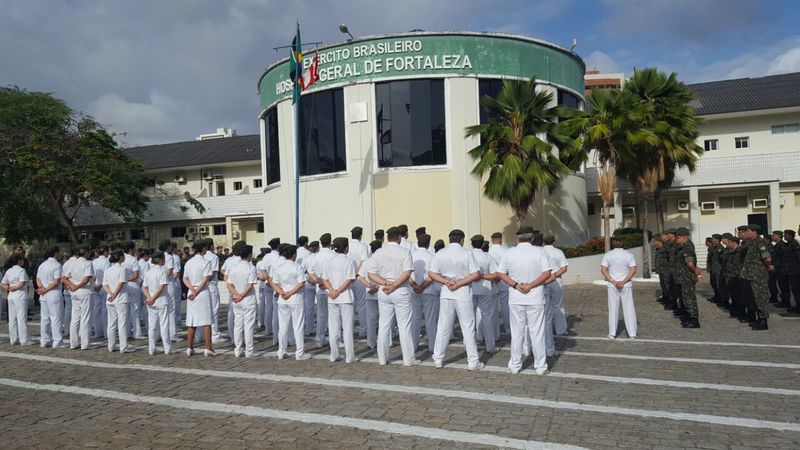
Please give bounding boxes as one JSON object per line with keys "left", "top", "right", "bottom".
{"left": 543, "top": 235, "right": 556, "bottom": 245}
{"left": 370, "top": 240, "right": 382, "bottom": 254}
{"left": 309, "top": 241, "right": 320, "bottom": 251}
{"left": 45, "top": 246, "right": 60, "bottom": 258}
{"left": 280, "top": 244, "right": 297, "bottom": 260}
{"left": 417, "top": 234, "right": 431, "bottom": 248}
{"left": 332, "top": 237, "right": 349, "bottom": 253}
{"left": 150, "top": 252, "right": 164, "bottom": 264}
{"left": 296, "top": 236, "right": 309, "bottom": 246}
{"left": 237, "top": 245, "right": 253, "bottom": 259}
{"left": 123, "top": 241, "right": 136, "bottom": 252}
{"left": 387, "top": 227, "right": 402, "bottom": 240}
{"left": 192, "top": 241, "right": 206, "bottom": 253}
{"left": 470, "top": 236, "right": 484, "bottom": 248}
{"left": 532, "top": 233, "right": 544, "bottom": 246}
{"left": 158, "top": 240, "right": 171, "bottom": 251}
{"left": 320, "top": 233, "right": 332, "bottom": 247}
{"left": 351, "top": 227, "right": 362, "bottom": 239}
{"left": 374, "top": 229, "right": 384, "bottom": 240}
{"left": 611, "top": 239, "right": 624, "bottom": 248}
{"left": 109, "top": 249, "right": 125, "bottom": 263}
{"left": 434, "top": 239, "right": 445, "bottom": 252}
{"left": 448, "top": 229, "right": 465, "bottom": 243}
{"left": 8, "top": 254, "right": 25, "bottom": 265}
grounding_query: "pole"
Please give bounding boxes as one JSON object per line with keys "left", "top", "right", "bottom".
{"left": 294, "top": 88, "right": 301, "bottom": 241}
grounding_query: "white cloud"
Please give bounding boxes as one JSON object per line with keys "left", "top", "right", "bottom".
{"left": 584, "top": 50, "right": 623, "bottom": 73}
{"left": 767, "top": 46, "right": 800, "bottom": 74}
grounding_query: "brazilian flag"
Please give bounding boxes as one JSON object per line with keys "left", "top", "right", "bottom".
{"left": 289, "top": 24, "right": 302, "bottom": 105}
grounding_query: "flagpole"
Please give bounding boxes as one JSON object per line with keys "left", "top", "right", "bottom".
{"left": 294, "top": 81, "right": 300, "bottom": 241}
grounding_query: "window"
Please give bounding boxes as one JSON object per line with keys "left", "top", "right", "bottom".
{"left": 376, "top": 79, "right": 446, "bottom": 168}
{"left": 265, "top": 107, "right": 280, "bottom": 185}
{"left": 587, "top": 202, "right": 595, "bottom": 216}
{"left": 734, "top": 136, "right": 749, "bottom": 149}
{"left": 257, "top": 222, "right": 265, "bottom": 233}
{"left": 704, "top": 139, "right": 718, "bottom": 151}
{"left": 130, "top": 229, "right": 144, "bottom": 240}
{"left": 300, "top": 88, "right": 346, "bottom": 176}
{"left": 253, "top": 178, "right": 263, "bottom": 189}
{"left": 171, "top": 226, "right": 187, "bottom": 238}
{"left": 215, "top": 181, "right": 226, "bottom": 196}
{"left": 213, "top": 224, "right": 227, "bottom": 236}
{"left": 233, "top": 181, "right": 243, "bottom": 191}
{"left": 719, "top": 195, "right": 748, "bottom": 209}
{"left": 478, "top": 79, "right": 504, "bottom": 145}
{"left": 557, "top": 89, "right": 581, "bottom": 109}
{"left": 91, "top": 231, "right": 105, "bottom": 241}
{"left": 772, "top": 123, "right": 800, "bottom": 134}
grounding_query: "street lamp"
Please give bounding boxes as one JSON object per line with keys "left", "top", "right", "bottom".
{"left": 339, "top": 24, "right": 354, "bottom": 40}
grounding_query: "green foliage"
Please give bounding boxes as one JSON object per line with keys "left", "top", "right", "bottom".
{"left": 0, "top": 86, "right": 149, "bottom": 244}
{"left": 562, "top": 234, "right": 643, "bottom": 258}
{"left": 465, "top": 77, "right": 573, "bottom": 221}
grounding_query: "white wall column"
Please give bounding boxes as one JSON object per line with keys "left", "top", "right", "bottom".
{"left": 689, "top": 187, "right": 700, "bottom": 243}
{"left": 613, "top": 191, "right": 623, "bottom": 231}
{"left": 769, "top": 181, "right": 781, "bottom": 231}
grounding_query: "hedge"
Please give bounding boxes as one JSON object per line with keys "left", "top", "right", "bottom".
{"left": 562, "top": 233, "right": 644, "bottom": 258}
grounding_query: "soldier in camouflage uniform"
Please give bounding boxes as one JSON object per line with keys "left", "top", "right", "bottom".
{"left": 705, "top": 237, "right": 715, "bottom": 301}
{"left": 721, "top": 233, "right": 743, "bottom": 317}
{"left": 768, "top": 230, "right": 784, "bottom": 303}
{"left": 708, "top": 234, "right": 725, "bottom": 303}
{"left": 675, "top": 228, "right": 702, "bottom": 328}
{"left": 782, "top": 230, "right": 800, "bottom": 313}
{"left": 735, "top": 225, "right": 756, "bottom": 322}
{"left": 652, "top": 235, "right": 668, "bottom": 303}
{"left": 740, "top": 224, "right": 772, "bottom": 330}
{"left": 662, "top": 229, "right": 681, "bottom": 312}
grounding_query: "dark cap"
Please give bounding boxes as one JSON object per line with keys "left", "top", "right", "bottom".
{"left": 491, "top": 232, "right": 502, "bottom": 239}
{"left": 721, "top": 232, "right": 735, "bottom": 240}
{"left": 772, "top": 230, "right": 784, "bottom": 236}
{"left": 746, "top": 224, "right": 761, "bottom": 232}
{"left": 675, "top": 228, "right": 691, "bottom": 237}
{"left": 268, "top": 237, "right": 280, "bottom": 248}
{"left": 415, "top": 226, "right": 426, "bottom": 236}
{"left": 239, "top": 245, "right": 254, "bottom": 257}
{"left": 470, "top": 234, "right": 484, "bottom": 243}
{"left": 332, "top": 237, "right": 349, "bottom": 252}
{"left": 516, "top": 225, "right": 535, "bottom": 236}
{"left": 785, "top": 229, "right": 796, "bottom": 236}
{"left": 663, "top": 228, "right": 676, "bottom": 235}
{"left": 320, "top": 233, "right": 332, "bottom": 246}
{"left": 351, "top": 226, "right": 363, "bottom": 233}
{"left": 705, "top": 237, "right": 713, "bottom": 242}
{"left": 374, "top": 229, "right": 384, "bottom": 239}
{"left": 417, "top": 233, "right": 431, "bottom": 247}
{"left": 737, "top": 225, "right": 748, "bottom": 231}
{"left": 712, "top": 233, "right": 722, "bottom": 239}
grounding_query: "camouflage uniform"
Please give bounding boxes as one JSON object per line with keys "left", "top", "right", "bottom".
{"left": 768, "top": 239, "right": 785, "bottom": 303}
{"left": 783, "top": 234, "right": 800, "bottom": 311}
{"left": 675, "top": 240, "right": 699, "bottom": 319}
{"left": 739, "top": 237, "right": 771, "bottom": 320}
{"left": 710, "top": 243, "right": 725, "bottom": 301}
{"left": 653, "top": 244, "right": 668, "bottom": 301}
{"left": 723, "top": 246, "right": 744, "bottom": 315}
{"left": 664, "top": 241, "right": 681, "bottom": 309}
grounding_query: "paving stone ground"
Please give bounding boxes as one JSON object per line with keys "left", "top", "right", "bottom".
{"left": 0, "top": 280, "right": 798, "bottom": 449}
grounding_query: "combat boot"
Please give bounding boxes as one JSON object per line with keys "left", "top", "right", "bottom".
{"left": 750, "top": 319, "right": 768, "bottom": 330}
{"left": 682, "top": 318, "right": 700, "bottom": 328}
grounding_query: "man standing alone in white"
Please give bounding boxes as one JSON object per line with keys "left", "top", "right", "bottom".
{"left": 600, "top": 235, "right": 638, "bottom": 339}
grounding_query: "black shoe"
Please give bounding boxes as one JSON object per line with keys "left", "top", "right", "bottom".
{"left": 673, "top": 309, "right": 687, "bottom": 317}
{"left": 777, "top": 301, "right": 792, "bottom": 308}
{"left": 750, "top": 319, "right": 768, "bottom": 330}
{"left": 682, "top": 318, "right": 700, "bottom": 328}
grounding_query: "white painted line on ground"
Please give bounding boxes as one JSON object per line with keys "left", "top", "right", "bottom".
{"left": 560, "top": 351, "right": 800, "bottom": 369}
{"left": 0, "top": 377, "right": 583, "bottom": 450}
{"left": 557, "top": 335, "right": 800, "bottom": 349}
{"left": 1, "top": 352, "right": 799, "bottom": 432}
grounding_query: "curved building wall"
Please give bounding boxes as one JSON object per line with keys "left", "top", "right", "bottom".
{"left": 258, "top": 32, "right": 587, "bottom": 245}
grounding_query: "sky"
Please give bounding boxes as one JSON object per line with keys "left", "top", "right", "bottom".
{"left": 2, "top": 0, "right": 800, "bottom": 147}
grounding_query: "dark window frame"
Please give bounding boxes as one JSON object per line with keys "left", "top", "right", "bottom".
{"left": 265, "top": 107, "right": 281, "bottom": 185}
{"left": 253, "top": 178, "right": 263, "bottom": 189}
{"left": 734, "top": 136, "right": 749, "bottom": 149}
{"left": 299, "top": 88, "right": 347, "bottom": 176}
{"left": 171, "top": 226, "right": 187, "bottom": 238}
{"left": 233, "top": 181, "right": 243, "bottom": 191}
{"left": 257, "top": 222, "right": 265, "bottom": 233}
{"left": 212, "top": 224, "right": 227, "bottom": 236}
{"left": 704, "top": 139, "right": 718, "bottom": 151}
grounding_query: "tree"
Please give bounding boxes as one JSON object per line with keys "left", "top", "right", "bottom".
{"left": 465, "top": 77, "right": 572, "bottom": 223}
{"left": 0, "top": 87, "right": 149, "bottom": 245}
{"left": 619, "top": 68, "right": 704, "bottom": 277}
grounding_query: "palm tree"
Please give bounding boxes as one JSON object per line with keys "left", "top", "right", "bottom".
{"left": 620, "top": 68, "right": 704, "bottom": 277}
{"left": 465, "top": 77, "right": 572, "bottom": 223}
{"left": 559, "top": 89, "right": 647, "bottom": 251}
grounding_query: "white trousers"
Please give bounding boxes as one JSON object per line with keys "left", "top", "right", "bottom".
{"left": 167, "top": 283, "right": 179, "bottom": 341}
{"left": 546, "top": 283, "right": 568, "bottom": 335}
{"left": 40, "top": 294, "right": 63, "bottom": 347}
{"left": 107, "top": 301, "right": 129, "bottom": 353}
{"left": 278, "top": 300, "right": 306, "bottom": 359}
{"left": 508, "top": 304, "right": 546, "bottom": 372}
{"left": 303, "top": 287, "right": 316, "bottom": 334}
{"left": 256, "top": 284, "right": 265, "bottom": 329}
{"left": 8, "top": 297, "right": 28, "bottom": 345}
{"left": 543, "top": 292, "right": 556, "bottom": 356}
{"left": 260, "top": 285, "right": 273, "bottom": 334}
{"left": 328, "top": 303, "right": 355, "bottom": 362}
{"left": 147, "top": 303, "right": 172, "bottom": 354}
{"left": 127, "top": 286, "right": 143, "bottom": 338}
{"left": 233, "top": 298, "right": 256, "bottom": 355}
{"left": 208, "top": 282, "right": 221, "bottom": 340}
{"left": 365, "top": 297, "right": 379, "bottom": 348}
{"left": 496, "top": 289, "right": 510, "bottom": 336}
{"left": 62, "top": 292, "right": 72, "bottom": 336}
{"left": 377, "top": 291, "right": 415, "bottom": 365}
{"left": 433, "top": 298, "right": 480, "bottom": 367}
{"left": 352, "top": 284, "right": 368, "bottom": 338}
{"left": 91, "top": 291, "right": 107, "bottom": 338}
{"left": 272, "top": 296, "right": 281, "bottom": 345}
{"left": 70, "top": 292, "right": 93, "bottom": 349}
{"left": 315, "top": 292, "right": 329, "bottom": 346}
{"left": 607, "top": 285, "right": 637, "bottom": 337}
{"left": 473, "top": 294, "right": 497, "bottom": 352}
{"left": 411, "top": 293, "right": 439, "bottom": 350}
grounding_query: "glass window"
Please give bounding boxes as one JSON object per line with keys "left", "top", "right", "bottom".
{"left": 233, "top": 181, "right": 243, "bottom": 191}
{"left": 704, "top": 139, "right": 718, "bottom": 151}
{"left": 215, "top": 181, "right": 225, "bottom": 196}
{"left": 265, "top": 107, "right": 280, "bottom": 185}
{"left": 734, "top": 136, "right": 749, "bottom": 149}
{"left": 375, "top": 79, "right": 446, "bottom": 168}
{"left": 478, "top": 79, "right": 504, "bottom": 146}
{"left": 719, "top": 196, "right": 748, "bottom": 209}
{"left": 587, "top": 202, "right": 595, "bottom": 216}
{"left": 557, "top": 89, "right": 581, "bottom": 109}
{"left": 130, "top": 229, "right": 144, "bottom": 240}
{"left": 171, "top": 227, "right": 187, "bottom": 238}
{"left": 300, "top": 88, "right": 346, "bottom": 176}
{"left": 213, "top": 224, "right": 226, "bottom": 236}
{"left": 772, "top": 123, "right": 800, "bottom": 134}
{"left": 253, "top": 179, "right": 263, "bottom": 189}
{"left": 257, "top": 222, "right": 265, "bottom": 233}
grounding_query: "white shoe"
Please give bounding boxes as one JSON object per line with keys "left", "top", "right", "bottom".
{"left": 186, "top": 348, "right": 193, "bottom": 357}
{"left": 467, "top": 362, "right": 485, "bottom": 371}
{"left": 212, "top": 337, "right": 229, "bottom": 344}
{"left": 345, "top": 358, "right": 357, "bottom": 364}
{"left": 295, "top": 353, "right": 311, "bottom": 361}
{"left": 607, "top": 334, "right": 616, "bottom": 339}
{"left": 245, "top": 352, "right": 254, "bottom": 358}
{"left": 628, "top": 336, "right": 637, "bottom": 340}
{"left": 508, "top": 367, "right": 520, "bottom": 375}
{"left": 379, "top": 360, "right": 388, "bottom": 366}
{"left": 535, "top": 369, "right": 549, "bottom": 376}
{"left": 403, "top": 359, "right": 422, "bottom": 367}
{"left": 204, "top": 349, "right": 216, "bottom": 357}
{"left": 164, "top": 350, "right": 171, "bottom": 355}
{"left": 433, "top": 360, "right": 443, "bottom": 369}
{"left": 20, "top": 341, "right": 34, "bottom": 346}
{"left": 234, "top": 349, "right": 242, "bottom": 358}
{"left": 148, "top": 350, "right": 155, "bottom": 356}
{"left": 329, "top": 356, "right": 343, "bottom": 363}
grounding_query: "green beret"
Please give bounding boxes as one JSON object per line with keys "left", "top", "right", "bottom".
{"left": 332, "top": 237, "right": 349, "bottom": 251}
{"left": 675, "top": 229, "right": 691, "bottom": 237}
{"left": 721, "top": 232, "right": 735, "bottom": 240}
{"left": 415, "top": 226, "right": 426, "bottom": 236}
{"left": 772, "top": 230, "right": 784, "bottom": 236}
{"left": 712, "top": 234, "right": 722, "bottom": 239}
{"left": 746, "top": 224, "right": 761, "bottom": 232}
{"left": 785, "top": 229, "right": 796, "bottom": 236}
{"left": 663, "top": 229, "right": 676, "bottom": 235}
{"left": 517, "top": 225, "right": 535, "bottom": 236}
{"left": 351, "top": 226, "right": 362, "bottom": 233}
{"left": 737, "top": 225, "right": 748, "bottom": 231}
{"left": 491, "top": 232, "right": 502, "bottom": 239}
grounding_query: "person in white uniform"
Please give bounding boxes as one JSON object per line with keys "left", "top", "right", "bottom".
{"left": 348, "top": 227, "right": 371, "bottom": 340}
{"left": 428, "top": 229, "right": 484, "bottom": 371}
{"left": 357, "top": 240, "right": 382, "bottom": 349}
{"left": 137, "top": 249, "right": 152, "bottom": 331}
{"left": 398, "top": 224, "right": 415, "bottom": 251}
{"left": 221, "top": 241, "right": 246, "bottom": 342}
{"left": 103, "top": 250, "right": 130, "bottom": 353}
{"left": 64, "top": 244, "right": 95, "bottom": 350}
{"left": 322, "top": 237, "right": 357, "bottom": 363}
{"left": 488, "top": 232, "right": 509, "bottom": 339}
{"left": 91, "top": 246, "right": 110, "bottom": 339}
{"left": 543, "top": 235, "right": 569, "bottom": 337}
{"left": 36, "top": 246, "right": 64, "bottom": 348}
{"left": 410, "top": 234, "right": 439, "bottom": 350}
{"left": 169, "top": 242, "right": 182, "bottom": 340}
{"left": 600, "top": 235, "right": 638, "bottom": 339}
{"left": 368, "top": 226, "right": 419, "bottom": 366}
{"left": 2, "top": 255, "right": 30, "bottom": 345}
{"left": 261, "top": 238, "right": 281, "bottom": 341}
{"left": 496, "top": 226, "right": 553, "bottom": 375}
{"left": 183, "top": 240, "right": 215, "bottom": 356}
{"left": 122, "top": 242, "right": 142, "bottom": 339}
{"left": 254, "top": 247, "right": 269, "bottom": 331}
{"left": 269, "top": 245, "right": 310, "bottom": 360}
{"left": 157, "top": 241, "right": 177, "bottom": 341}
{"left": 142, "top": 252, "right": 172, "bottom": 355}
{"left": 308, "top": 233, "right": 335, "bottom": 348}
{"left": 470, "top": 234, "right": 499, "bottom": 353}
{"left": 61, "top": 248, "right": 78, "bottom": 337}
{"left": 299, "top": 240, "right": 318, "bottom": 336}
{"left": 226, "top": 245, "right": 258, "bottom": 357}
{"left": 202, "top": 238, "right": 226, "bottom": 343}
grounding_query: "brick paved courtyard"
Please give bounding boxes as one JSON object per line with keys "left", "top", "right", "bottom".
{"left": 1, "top": 281, "right": 798, "bottom": 449}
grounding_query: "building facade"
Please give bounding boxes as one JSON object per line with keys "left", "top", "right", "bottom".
{"left": 257, "top": 31, "right": 589, "bottom": 245}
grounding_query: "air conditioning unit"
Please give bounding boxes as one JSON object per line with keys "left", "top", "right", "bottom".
{"left": 174, "top": 175, "right": 186, "bottom": 183}
{"left": 212, "top": 174, "right": 224, "bottom": 180}
{"left": 621, "top": 206, "right": 636, "bottom": 216}
{"left": 701, "top": 201, "right": 717, "bottom": 212}
{"left": 184, "top": 233, "right": 194, "bottom": 242}
{"left": 752, "top": 198, "right": 768, "bottom": 209}
{"left": 196, "top": 226, "right": 208, "bottom": 234}
{"left": 202, "top": 173, "right": 214, "bottom": 181}
{"left": 142, "top": 229, "right": 150, "bottom": 239}
{"left": 112, "top": 231, "right": 124, "bottom": 239}
{"left": 677, "top": 200, "right": 690, "bottom": 211}
{"left": 79, "top": 231, "right": 88, "bottom": 240}
{"left": 187, "top": 227, "right": 197, "bottom": 234}
{"left": 232, "top": 230, "right": 240, "bottom": 240}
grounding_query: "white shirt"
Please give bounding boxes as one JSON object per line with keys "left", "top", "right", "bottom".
{"left": 367, "top": 242, "right": 413, "bottom": 295}
{"left": 137, "top": 259, "right": 150, "bottom": 282}
{"left": 256, "top": 257, "right": 269, "bottom": 287}
{"left": 543, "top": 245, "right": 569, "bottom": 286}
{"left": 411, "top": 247, "right": 437, "bottom": 295}
{"left": 163, "top": 253, "right": 174, "bottom": 277}
{"left": 37, "top": 257, "right": 63, "bottom": 299}
{"left": 358, "top": 256, "right": 380, "bottom": 299}
{"left": 204, "top": 251, "right": 220, "bottom": 284}
{"left": 296, "top": 246, "right": 310, "bottom": 266}
{"left": 310, "top": 248, "right": 335, "bottom": 294}
{"left": 348, "top": 239, "right": 371, "bottom": 269}
{"left": 322, "top": 253, "right": 356, "bottom": 304}
{"left": 92, "top": 255, "right": 110, "bottom": 288}
{"left": 123, "top": 254, "right": 140, "bottom": 288}
{"left": 66, "top": 256, "right": 95, "bottom": 296}
{"left": 430, "top": 243, "right": 479, "bottom": 301}
{"left": 170, "top": 254, "right": 181, "bottom": 284}
{"left": 184, "top": 254, "right": 212, "bottom": 290}
{"left": 143, "top": 265, "right": 169, "bottom": 307}
{"left": 102, "top": 263, "right": 129, "bottom": 303}
{"left": 62, "top": 256, "right": 77, "bottom": 295}
{"left": 228, "top": 260, "right": 258, "bottom": 303}
{"left": 2, "top": 266, "right": 29, "bottom": 301}
{"left": 271, "top": 260, "right": 306, "bottom": 305}
{"left": 601, "top": 248, "right": 637, "bottom": 288}
{"left": 488, "top": 244, "right": 509, "bottom": 292}
{"left": 399, "top": 238, "right": 415, "bottom": 251}
{"left": 471, "top": 248, "right": 497, "bottom": 297}
{"left": 300, "top": 251, "right": 317, "bottom": 289}
{"left": 497, "top": 242, "right": 551, "bottom": 305}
